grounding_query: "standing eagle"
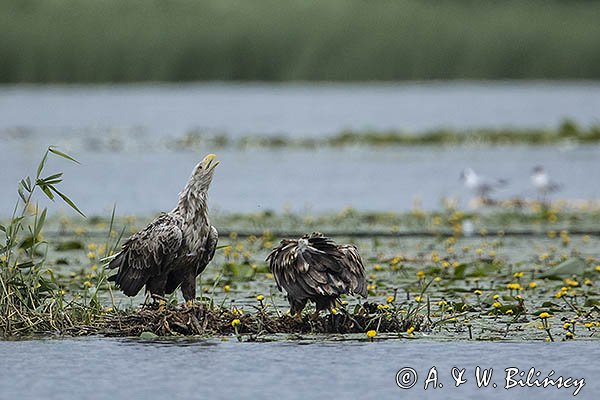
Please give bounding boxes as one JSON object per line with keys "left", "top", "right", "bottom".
{"left": 266, "top": 233, "right": 367, "bottom": 318}
{"left": 108, "top": 154, "right": 219, "bottom": 305}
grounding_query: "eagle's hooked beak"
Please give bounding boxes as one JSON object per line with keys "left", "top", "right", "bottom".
{"left": 201, "top": 154, "right": 220, "bottom": 171}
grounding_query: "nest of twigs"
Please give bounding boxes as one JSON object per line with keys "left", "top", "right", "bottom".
{"left": 67, "top": 302, "right": 423, "bottom": 337}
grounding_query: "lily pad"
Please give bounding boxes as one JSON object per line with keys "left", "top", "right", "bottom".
{"left": 139, "top": 331, "right": 159, "bottom": 340}
{"left": 538, "top": 257, "right": 588, "bottom": 279}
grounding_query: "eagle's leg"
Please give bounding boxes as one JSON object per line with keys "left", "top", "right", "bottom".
{"left": 146, "top": 276, "right": 168, "bottom": 309}
{"left": 312, "top": 296, "right": 336, "bottom": 321}
{"left": 289, "top": 297, "right": 307, "bottom": 322}
{"left": 181, "top": 270, "right": 197, "bottom": 307}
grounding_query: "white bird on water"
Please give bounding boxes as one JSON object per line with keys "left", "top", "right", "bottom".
{"left": 460, "top": 168, "right": 508, "bottom": 201}
{"left": 531, "top": 166, "right": 562, "bottom": 199}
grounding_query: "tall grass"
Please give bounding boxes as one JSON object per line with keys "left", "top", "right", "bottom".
{"left": 0, "top": 147, "right": 112, "bottom": 337}
{"left": 1, "top": 0, "right": 600, "bottom": 82}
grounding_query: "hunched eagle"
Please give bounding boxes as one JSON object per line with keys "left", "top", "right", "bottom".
{"left": 108, "top": 154, "right": 219, "bottom": 304}
{"left": 266, "top": 232, "right": 367, "bottom": 318}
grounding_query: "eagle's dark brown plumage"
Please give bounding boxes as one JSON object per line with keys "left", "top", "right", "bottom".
{"left": 107, "top": 154, "right": 219, "bottom": 303}
{"left": 266, "top": 232, "right": 367, "bottom": 316}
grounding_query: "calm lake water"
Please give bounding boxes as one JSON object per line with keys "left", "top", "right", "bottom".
{"left": 1, "top": 82, "right": 600, "bottom": 215}
{"left": 0, "top": 338, "right": 597, "bottom": 400}
{"left": 2, "top": 82, "right": 600, "bottom": 136}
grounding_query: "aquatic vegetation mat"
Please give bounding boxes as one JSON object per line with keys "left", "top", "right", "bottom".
{"left": 76, "top": 302, "right": 421, "bottom": 339}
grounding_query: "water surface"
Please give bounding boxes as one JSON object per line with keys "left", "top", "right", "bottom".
{"left": 1, "top": 82, "right": 600, "bottom": 137}
{"left": 0, "top": 338, "right": 596, "bottom": 400}
{"left": 1, "top": 82, "right": 599, "bottom": 215}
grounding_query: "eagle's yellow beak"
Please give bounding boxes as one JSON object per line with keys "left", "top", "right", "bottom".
{"left": 201, "top": 154, "right": 219, "bottom": 170}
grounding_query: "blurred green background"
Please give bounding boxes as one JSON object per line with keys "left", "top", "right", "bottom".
{"left": 1, "top": 0, "right": 599, "bottom": 82}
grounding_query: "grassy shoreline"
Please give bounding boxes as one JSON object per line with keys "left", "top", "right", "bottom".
{"left": 89, "top": 120, "right": 600, "bottom": 151}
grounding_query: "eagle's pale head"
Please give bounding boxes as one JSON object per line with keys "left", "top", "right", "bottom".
{"left": 191, "top": 153, "right": 220, "bottom": 191}
{"left": 177, "top": 154, "right": 220, "bottom": 213}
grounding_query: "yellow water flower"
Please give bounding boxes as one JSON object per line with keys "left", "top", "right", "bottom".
{"left": 86, "top": 252, "right": 96, "bottom": 259}
{"left": 529, "top": 281, "right": 537, "bottom": 289}
{"left": 407, "top": 326, "right": 415, "bottom": 335}
{"left": 373, "top": 264, "right": 383, "bottom": 271}
{"left": 223, "top": 285, "right": 231, "bottom": 293}
{"left": 584, "top": 278, "right": 593, "bottom": 286}
{"left": 563, "top": 322, "right": 571, "bottom": 330}
{"left": 366, "top": 330, "right": 377, "bottom": 338}
{"left": 493, "top": 294, "right": 499, "bottom": 300}
{"left": 83, "top": 281, "right": 93, "bottom": 288}
{"left": 390, "top": 256, "right": 403, "bottom": 265}
{"left": 256, "top": 295, "right": 265, "bottom": 302}
{"left": 414, "top": 296, "right": 423, "bottom": 303}
{"left": 492, "top": 302, "right": 502, "bottom": 308}
{"left": 539, "top": 312, "right": 551, "bottom": 319}
{"left": 506, "top": 283, "right": 523, "bottom": 291}
{"left": 386, "top": 295, "right": 395, "bottom": 303}
{"left": 87, "top": 243, "right": 97, "bottom": 251}
{"left": 416, "top": 270, "right": 425, "bottom": 279}
{"left": 231, "top": 319, "right": 241, "bottom": 327}
{"left": 564, "top": 278, "right": 579, "bottom": 287}
{"left": 595, "top": 265, "right": 600, "bottom": 272}
{"left": 513, "top": 272, "right": 524, "bottom": 278}
{"left": 474, "top": 290, "right": 483, "bottom": 295}
{"left": 505, "top": 309, "right": 513, "bottom": 315}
